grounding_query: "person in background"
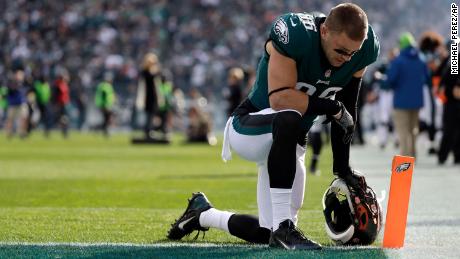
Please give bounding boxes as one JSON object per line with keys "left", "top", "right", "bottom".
{"left": 0, "top": 83, "right": 8, "bottom": 127}
{"left": 385, "top": 32, "right": 430, "bottom": 158}
{"left": 372, "top": 48, "right": 399, "bottom": 149}
{"left": 155, "top": 74, "right": 174, "bottom": 140}
{"left": 5, "top": 69, "right": 28, "bottom": 138}
{"left": 34, "top": 73, "right": 51, "bottom": 137}
{"left": 307, "top": 116, "right": 328, "bottom": 175}
{"left": 223, "top": 67, "right": 244, "bottom": 117}
{"left": 95, "top": 72, "right": 116, "bottom": 137}
{"left": 419, "top": 31, "right": 444, "bottom": 155}
{"left": 52, "top": 72, "right": 71, "bottom": 138}
{"left": 137, "top": 53, "right": 162, "bottom": 139}
{"left": 186, "top": 106, "right": 212, "bottom": 143}
{"left": 75, "top": 87, "right": 88, "bottom": 131}
{"left": 437, "top": 49, "right": 460, "bottom": 165}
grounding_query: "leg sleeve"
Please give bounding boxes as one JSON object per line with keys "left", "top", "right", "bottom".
{"left": 228, "top": 214, "right": 271, "bottom": 244}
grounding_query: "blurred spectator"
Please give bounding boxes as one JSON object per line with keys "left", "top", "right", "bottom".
{"left": 369, "top": 48, "right": 399, "bottom": 149}
{"left": 155, "top": 74, "right": 174, "bottom": 139}
{"left": 418, "top": 31, "right": 445, "bottom": 155}
{"left": 187, "top": 87, "right": 215, "bottom": 145}
{"left": 5, "top": 69, "right": 28, "bottom": 138}
{"left": 95, "top": 72, "right": 116, "bottom": 137}
{"left": 385, "top": 32, "right": 430, "bottom": 158}
{"left": 187, "top": 106, "right": 212, "bottom": 144}
{"left": 52, "top": 72, "right": 71, "bottom": 138}
{"left": 307, "top": 117, "right": 328, "bottom": 176}
{"left": 136, "top": 53, "right": 162, "bottom": 139}
{"left": 33, "top": 73, "right": 51, "bottom": 136}
{"left": 223, "top": 67, "right": 244, "bottom": 117}
{"left": 170, "top": 87, "right": 186, "bottom": 132}
{"left": 75, "top": 87, "right": 88, "bottom": 131}
{"left": 0, "top": 1, "right": 450, "bottom": 130}
{"left": 437, "top": 51, "right": 460, "bottom": 165}
{"left": 0, "top": 84, "right": 7, "bottom": 126}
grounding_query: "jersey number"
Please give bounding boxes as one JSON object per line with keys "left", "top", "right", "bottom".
{"left": 295, "top": 13, "right": 316, "bottom": 32}
{"left": 296, "top": 82, "right": 341, "bottom": 99}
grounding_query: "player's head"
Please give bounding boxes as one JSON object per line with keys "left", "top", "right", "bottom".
{"left": 320, "top": 3, "right": 368, "bottom": 67}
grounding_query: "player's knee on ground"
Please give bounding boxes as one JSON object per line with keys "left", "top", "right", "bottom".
{"left": 228, "top": 214, "right": 271, "bottom": 244}
{"left": 268, "top": 111, "right": 302, "bottom": 188}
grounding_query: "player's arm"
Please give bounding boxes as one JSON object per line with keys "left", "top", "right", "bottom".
{"left": 267, "top": 41, "right": 308, "bottom": 114}
{"left": 331, "top": 67, "right": 366, "bottom": 189}
{"left": 267, "top": 41, "right": 348, "bottom": 117}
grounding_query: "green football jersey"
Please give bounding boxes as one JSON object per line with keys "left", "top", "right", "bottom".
{"left": 248, "top": 12, "right": 380, "bottom": 130}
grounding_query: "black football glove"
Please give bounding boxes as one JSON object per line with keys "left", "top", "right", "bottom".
{"left": 323, "top": 102, "right": 355, "bottom": 144}
{"left": 336, "top": 167, "right": 367, "bottom": 193}
{"left": 334, "top": 103, "right": 355, "bottom": 144}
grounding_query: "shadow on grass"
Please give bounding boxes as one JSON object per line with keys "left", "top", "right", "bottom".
{"left": 0, "top": 244, "right": 389, "bottom": 258}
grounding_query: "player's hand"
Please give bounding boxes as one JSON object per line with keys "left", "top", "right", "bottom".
{"left": 337, "top": 167, "right": 367, "bottom": 193}
{"left": 333, "top": 103, "right": 355, "bottom": 144}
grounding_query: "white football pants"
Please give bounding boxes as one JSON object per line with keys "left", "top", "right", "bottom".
{"left": 222, "top": 108, "right": 307, "bottom": 229}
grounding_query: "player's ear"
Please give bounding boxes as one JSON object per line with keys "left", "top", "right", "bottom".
{"left": 320, "top": 24, "right": 328, "bottom": 38}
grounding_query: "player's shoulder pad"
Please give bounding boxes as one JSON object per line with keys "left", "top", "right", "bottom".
{"left": 269, "top": 13, "right": 316, "bottom": 60}
{"left": 360, "top": 25, "right": 380, "bottom": 67}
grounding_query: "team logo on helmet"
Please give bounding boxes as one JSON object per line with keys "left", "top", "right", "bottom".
{"left": 395, "top": 162, "right": 411, "bottom": 173}
{"left": 274, "top": 18, "right": 289, "bottom": 44}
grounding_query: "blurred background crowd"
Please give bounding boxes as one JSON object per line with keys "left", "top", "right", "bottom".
{"left": 1, "top": 0, "right": 458, "bottom": 164}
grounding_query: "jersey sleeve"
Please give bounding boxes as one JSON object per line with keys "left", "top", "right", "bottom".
{"left": 269, "top": 13, "right": 313, "bottom": 61}
{"left": 355, "top": 25, "right": 380, "bottom": 71}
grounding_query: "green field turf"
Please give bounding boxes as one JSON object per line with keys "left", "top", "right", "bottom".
{"left": 0, "top": 132, "right": 385, "bottom": 257}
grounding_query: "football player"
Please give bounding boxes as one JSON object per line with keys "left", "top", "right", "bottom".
{"left": 168, "top": 3, "right": 379, "bottom": 250}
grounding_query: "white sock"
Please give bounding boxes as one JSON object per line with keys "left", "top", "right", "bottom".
{"left": 270, "top": 188, "right": 292, "bottom": 231}
{"left": 199, "top": 208, "right": 234, "bottom": 233}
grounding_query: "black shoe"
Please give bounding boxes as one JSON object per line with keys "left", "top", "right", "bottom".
{"left": 167, "top": 192, "right": 213, "bottom": 240}
{"left": 269, "top": 219, "right": 322, "bottom": 250}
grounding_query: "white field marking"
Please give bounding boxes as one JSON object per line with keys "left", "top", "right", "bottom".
{"left": 0, "top": 242, "right": 384, "bottom": 251}
{"left": 0, "top": 242, "right": 266, "bottom": 248}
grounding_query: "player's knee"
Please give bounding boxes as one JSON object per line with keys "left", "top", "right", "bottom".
{"left": 272, "top": 111, "right": 302, "bottom": 139}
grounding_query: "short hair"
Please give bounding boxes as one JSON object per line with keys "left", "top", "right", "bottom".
{"left": 325, "top": 3, "right": 368, "bottom": 41}
{"left": 419, "top": 31, "right": 444, "bottom": 53}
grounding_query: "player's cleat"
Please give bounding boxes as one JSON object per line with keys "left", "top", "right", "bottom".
{"left": 167, "top": 192, "right": 213, "bottom": 240}
{"left": 269, "top": 219, "right": 322, "bottom": 250}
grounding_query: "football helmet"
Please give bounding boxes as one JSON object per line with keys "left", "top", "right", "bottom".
{"left": 322, "top": 177, "right": 382, "bottom": 245}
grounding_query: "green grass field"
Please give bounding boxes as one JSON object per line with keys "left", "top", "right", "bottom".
{"left": 0, "top": 132, "right": 386, "bottom": 258}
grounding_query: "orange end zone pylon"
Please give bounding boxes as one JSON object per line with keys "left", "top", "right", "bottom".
{"left": 382, "top": 155, "right": 415, "bottom": 248}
